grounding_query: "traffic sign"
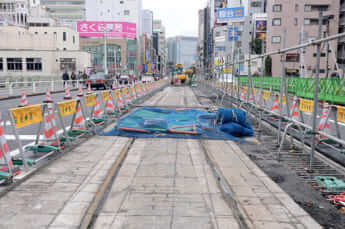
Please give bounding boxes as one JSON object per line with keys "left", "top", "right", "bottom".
{"left": 228, "top": 27, "right": 239, "bottom": 41}
{"left": 217, "top": 7, "right": 245, "bottom": 23}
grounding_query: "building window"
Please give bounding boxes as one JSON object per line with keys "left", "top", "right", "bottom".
{"left": 7, "top": 58, "right": 22, "bottom": 71}
{"left": 304, "top": 5, "right": 312, "bottom": 12}
{"left": 251, "top": 1, "right": 261, "bottom": 7}
{"left": 0, "top": 58, "right": 3, "bottom": 71}
{"left": 124, "top": 10, "right": 130, "bottom": 16}
{"left": 272, "top": 36, "right": 281, "bottom": 43}
{"left": 63, "top": 32, "right": 66, "bottom": 41}
{"left": 272, "top": 4, "right": 282, "bottom": 12}
{"left": 304, "top": 18, "right": 321, "bottom": 25}
{"left": 294, "top": 18, "right": 298, "bottom": 26}
{"left": 305, "top": 4, "right": 329, "bottom": 12}
{"left": 286, "top": 53, "right": 300, "bottom": 62}
{"left": 60, "top": 58, "right": 76, "bottom": 71}
{"left": 272, "top": 18, "right": 281, "bottom": 26}
{"left": 295, "top": 4, "right": 299, "bottom": 12}
{"left": 26, "top": 58, "right": 42, "bottom": 71}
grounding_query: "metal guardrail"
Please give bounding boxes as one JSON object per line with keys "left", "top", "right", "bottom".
{"left": 0, "top": 80, "right": 169, "bottom": 184}
{"left": 200, "top": 10, "right": 345, "bottom": 171}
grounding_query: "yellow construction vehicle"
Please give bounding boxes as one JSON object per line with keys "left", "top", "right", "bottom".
{"left": 174, "top": 64, "right": 187, "bottom": 84}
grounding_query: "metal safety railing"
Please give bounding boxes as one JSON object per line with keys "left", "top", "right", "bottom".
{"left": 199, "top": 10, "right": 345, "bottom": 172}
{"left": 0, "top": 80, "right": 169, "bottom": 184}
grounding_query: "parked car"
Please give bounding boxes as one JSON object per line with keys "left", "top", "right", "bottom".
{"left": 142, "top": 73, "right": 154, "bottom": 83}
{"left": 87, "top": 72, "right": 112, "bottom": 90}
{"left": 154, "top": 73, "right": 161, "bottom": 81}
{"left": 119, "top": 75, "right": 130, "bottom": 86}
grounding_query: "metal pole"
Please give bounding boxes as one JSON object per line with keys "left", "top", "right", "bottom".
{"left": 104, "top": 30, "right": 108, "bottom": 75}
{"left": 278, "top": 30, "right": 287, "bottom": 147}
{"left": 343, "top": 44, "right": 345, "bottom": 78}
{"left": 326, "top": 20, "right": 330, "bottom": 78}
{"left": 309, "top": 10, "right": 323, "bottom": 172}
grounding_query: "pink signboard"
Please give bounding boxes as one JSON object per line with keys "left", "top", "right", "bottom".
{"left": 77, "top": 21, "right": 136, "bottom": 39}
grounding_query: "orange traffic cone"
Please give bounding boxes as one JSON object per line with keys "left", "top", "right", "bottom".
{"left": 318, "top": 103, "right": 331, "bottom": 131}
{"left": 42, "top": 111, "right": 57, "bottom": 146}
{"left": 19, "top": 90, "right": 29, "bottom": 107}
{"left": 131, "top": 86, "right": 137, "bottom": 100}
{"left": 105, "top": 95, "right": 115, "bottom": 114}
{"left": 87, "top": 83, "right": 92, "bottom": 94}
{"left": 255, "top": 89, "right": 262, "bottom": 105}
{"left": 290, "top": 96, "right": 300, "bottom": 121}
{"left": 248, "top": 90, "right": 254, "bottom": 103}
{"left": 93, "top": 99, "right": 103, "bottom": 119}
{"left": 64, "top": 87, "right": 72, "bottom": 100}
{"left": 0, "top": 113, "right": 17, "bottom": 175}
{"left": 240, "top": 88, "right": 246, "bottom": 101}
{"left": 117, "top": 90, "right": 125, "bottom": 110}
{"left": 124, "top": 88, "right": 132, "bottom": 104}
{"left": 317, "top": 103, "right": 331, "bottom": 141}
{"left": 271, "top": 95, "right": 280, "bottom": 114}
{"left": 73, "top": 104, "right": 86, "bottom": 130}
{"left": 47, "top": 103, "right": 57, "bottom": 133}
{"left": 44, "top": 89, "right": 53, "bottom": 103}
{"left": 77, "top": 85, "right": 84, "bottom": 97}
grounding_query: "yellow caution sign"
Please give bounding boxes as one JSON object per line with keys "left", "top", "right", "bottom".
{"left": 337, "top": 106, "right": 345, "bottom": 123}
{"left": 101, "top": 91, "right": 110, "bottom": 102}
{"left": 86, "top": 94, "right": 97, "bottom": 107}
{"left": 115, "top": 89, "right": 122, "bottom": 99}
{"left": 58, "top": 100, "right": 77, "bottom": 117}
{"left": 131, "top": 87, "right": 136, "bottom": 95}
{"left": 278, "top": 94, "right": 287, "bottom": 105}
{"left": 136, "top": 84, "right": 142, "bottom": 93}
{"left": 300, "top": 99, "right": 314, "bottom": 113}
{"left": 122, "top": 88, "right": 129, "bottom": 96}
{"left": 11, "top": 104, "right": 43, "bottom": 129}
{"left": 263, "top": 91, "right": 271, "bottom": 100}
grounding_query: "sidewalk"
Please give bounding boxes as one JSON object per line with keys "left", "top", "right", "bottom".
{"left": 0, "top": 136, "right": 130, "bottom": 229}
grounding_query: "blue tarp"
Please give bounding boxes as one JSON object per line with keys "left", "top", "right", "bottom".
{"left": 103, "top": 107, "right": 253, "bottom": 141}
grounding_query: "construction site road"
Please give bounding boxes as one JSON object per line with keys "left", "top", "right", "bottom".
{"left": 0, "top": 86, "right": 321, "bottom": 229}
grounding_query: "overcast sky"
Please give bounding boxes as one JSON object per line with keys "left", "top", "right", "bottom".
{"left": 143, "top": 0, "right": 208, "bottom": 38}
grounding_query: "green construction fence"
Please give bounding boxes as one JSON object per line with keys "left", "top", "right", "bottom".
{"left": 236, "top": 77, "right": 345, "bottom": 104}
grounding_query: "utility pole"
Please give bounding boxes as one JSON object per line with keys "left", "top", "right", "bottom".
{"left": 326, "top": 20, "right": 330, "bottom": 78}
{"left": 309, "top": 10, "right": 323, "bottom": 172}
{"left": 104, "top": 29, "right": 108, "bottom": 75}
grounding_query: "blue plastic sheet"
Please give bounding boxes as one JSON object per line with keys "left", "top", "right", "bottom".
{"left": 103, "top": 107, "right": 253, "bottom": 141}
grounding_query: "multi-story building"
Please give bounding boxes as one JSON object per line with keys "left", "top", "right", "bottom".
{"left": 198, "top": 9, "right": 205, "bottom": 72}
{"left": 338, "top": 0, "right": 345, "bottom": 72}
{"left": 81, "top": 0, "right": 143, "bottom": 75}
{"left": 204, "top": 0, "right": 266, "bottom": 76}
{"left": 0, "top": 25, "right": 91, "bottom": 79}
{"left": 267, "top": 0, "right": 339, "bottom": 77}
{"left": 153, "top": 20, "right": 167, "bottom": 75}
{"left": 0, "top": 0, "right": 30, "bottom": 26}
{"left": 141, "top": 9, "right": 153, "bottom": 37}
{"left": 85, "top": 0, "right": 142, "bottom": 36}
{"left": 40, "top": 0, "right": 85, "bottom": 28}
{"left": 168, "top": 36, "right": 198, "bottom": 69}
